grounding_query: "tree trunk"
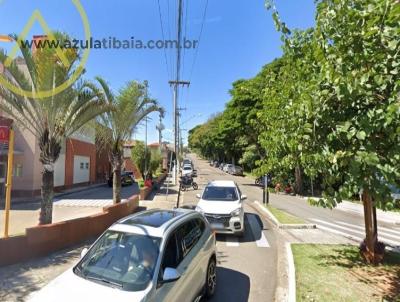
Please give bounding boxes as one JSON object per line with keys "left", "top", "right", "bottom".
{"left": 294, "top": 165, "right": 303, "bottom": 195}
{"left": 113, "top": 159, "right": 122, "bottom": 204}
{"left": 39, "top": 167, "right": 54, "bottom": 225}
{"left": 361, "top": 189, "right": 383, "bottom": 264}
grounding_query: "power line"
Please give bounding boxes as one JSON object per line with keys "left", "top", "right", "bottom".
{"left": 157, "top": 0, "right": 171, "bottom": 79}
{"left": 189, "top": 0, "right": 209, "bottom": 81}
{"left": 181, "top": 0, "right": 189, "bottom": 79}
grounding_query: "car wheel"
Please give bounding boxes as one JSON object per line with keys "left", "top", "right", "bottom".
{"left": 192, "top": 183, "right": 199, "bottom": 190}
{"left": 205, "top": 258, "right": 217, "bottom": 298}
{"left": 236, "top": 230, "right": 245, "bottom": 238}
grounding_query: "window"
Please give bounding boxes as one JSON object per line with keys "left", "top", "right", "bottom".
{"left": 74, "top": 231, "right": 161, "bottom": 292}
{"left": 161, "top": 219, "right": 203, "bottom": 273}
{"left": 13, "top": 163, "right": 23, "bottom": 177}
{"left": 176, "top": 220, "right": 202, "bottom": 259}
{"left": 161, "top": 233, "right": 180, "bottom": 271}
{"left": 202, "top": 186, "right": 239, "bottom": 201}
{"left": 85, "top": 162, "right": 89, "bottom": 169}
{"left": 80, "top": 162, "right": 84, "bottom": 169}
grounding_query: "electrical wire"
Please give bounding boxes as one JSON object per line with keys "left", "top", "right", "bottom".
{"left": 157, "top": 0, "right": 171, "bottom": 80}
{"left": 188, "top": 0, "right": 209, "bottom": 82}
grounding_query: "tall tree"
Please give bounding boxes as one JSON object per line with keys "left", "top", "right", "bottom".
{"left": 311, "top": 0, "right": 400, "bottom": 263}
{"left": 93, "top": 78, "right": 161, "bottom": 203}
{"left": 0, "top": 33, "right": 109, "bottom": 225}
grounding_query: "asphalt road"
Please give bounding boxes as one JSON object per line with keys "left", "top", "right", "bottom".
{"left": 190, "top": 155, "right": 400, "bottom": 252}
{"left": 181, "top": 154, "right": 278, "bottom": 302}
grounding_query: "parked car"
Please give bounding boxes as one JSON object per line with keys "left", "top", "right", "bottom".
{"left": 196, "top": 180, "right": 246, "bottom": 237}
{"left": 223, "top": 164, "right": 234, "bottom": 173}
{"left": 29, "top": 209, "right": 217, "bottom": 302}
{"left": 181, "top": 165, "right": 193, "bottom": 176}
{"left": 389, "top": 184, "right": 400, "bottom": 201}
{"left": 213, "top": 161, "right": 219, "bottom": 168}
{"left": 108, "top": 171, "right": 135, "bottom": 187}
{"left": 182, "top": 158, "right": 193, "bottom": 168}
{"left": 231, "top": 166, "right": 244, "bottom": 176}
{"left": 219, "top": 163, "right": 225, "bottom": 171}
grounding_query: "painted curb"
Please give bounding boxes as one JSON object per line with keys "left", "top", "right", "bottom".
{"left": 254, "top": 201, "right": 317, "bottom": 230}
{"left": 286, "top": 242, "right": 296, "bottom": 302}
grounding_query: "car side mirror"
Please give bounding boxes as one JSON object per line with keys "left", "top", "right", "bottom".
{"left": 162, "top": 268, "right": 181, "bottom": 283}
{"left": 196, "top": 193, "right": 201, "bottom": 198}
{"left": 241, "top": 195, "right": 247, "bottom": 201}
{"left": 81, "top": 248, "right": 88, "bottom": 259}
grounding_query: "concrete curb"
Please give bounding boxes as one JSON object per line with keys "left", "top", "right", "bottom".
{"left": 254, "top": 201, "right": 316, "bottom": 230}
{"left": 286, "top": 242, "right": 296, "bottom": 302}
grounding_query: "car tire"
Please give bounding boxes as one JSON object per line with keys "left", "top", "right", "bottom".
{"left": 192, "top": 183, "right": 199, "bottom": 190}
{"left": 236, "top": 230, "right": 245, "bottom": 238}
{"left": 205, "top": 258, "right": 217, "bottom": 298}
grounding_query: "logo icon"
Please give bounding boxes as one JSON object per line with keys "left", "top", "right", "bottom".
{"left": 0, "top": 0, "right": 91, "bottom": 99}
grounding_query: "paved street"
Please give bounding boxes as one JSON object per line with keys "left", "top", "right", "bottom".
{"left": 2, "top": 154, "right": 399, "bottom": 301}
{"left": 267, "top": 192, "right": 400, "bottom": 252}
{"left": 191, "top": 156, "right": 400, "bottom": 251}
{"left": 181, "top": 155, "right": 278, "bottom": 302}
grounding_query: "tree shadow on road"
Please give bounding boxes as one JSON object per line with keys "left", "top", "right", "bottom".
{"left": 205, "top": 267, "right": 250, "bottom": 302}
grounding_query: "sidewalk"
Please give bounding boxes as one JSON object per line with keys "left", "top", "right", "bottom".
{"left": 140, "top": 176, "right": 180, "bottom": 210}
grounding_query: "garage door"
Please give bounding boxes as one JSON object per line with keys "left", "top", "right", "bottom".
{"left": 73, "top": 155, "right": 90, "bottom": 184}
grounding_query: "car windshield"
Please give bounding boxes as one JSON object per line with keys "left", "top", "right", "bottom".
{"left": 202, "top": 186, "right": 238, "bottom": 201}
{"left": 74, "top": 231, "right": 161, "bottom": 292}
{"left": 183, "top": 166, "right": 192, "bottom": 170}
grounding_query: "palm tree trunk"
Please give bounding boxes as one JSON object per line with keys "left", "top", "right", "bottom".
{"left": 39, "top": 167, "right": 54, "bottom": 225}
{"left": 113, "top": 158, "right": 122, "bottom": 204}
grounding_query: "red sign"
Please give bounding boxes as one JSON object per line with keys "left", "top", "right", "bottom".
{"left": 0, "top": 126, "right": 10, "bottom": 143}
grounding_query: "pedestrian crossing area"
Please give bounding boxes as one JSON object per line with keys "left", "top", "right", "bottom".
{"left": 310, "top": 218, "right": 400, "bottom": 250}
{"left": 53, "top": 199, "right": 117, "bottom": 207}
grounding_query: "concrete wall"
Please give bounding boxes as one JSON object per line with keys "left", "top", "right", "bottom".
{"left": 0, "top": 195, "right": 140, "bottom": 267}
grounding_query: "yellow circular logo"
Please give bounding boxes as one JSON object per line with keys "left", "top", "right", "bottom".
{"left": 0, "top": 0, "right": 91, "bottom": 99}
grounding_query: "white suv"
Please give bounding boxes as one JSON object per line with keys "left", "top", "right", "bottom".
{"left": 196, "top": 180, "right": 246, "bottom": 237}
{"left": 29, "top": 209, "right": 217, "bottom": 302}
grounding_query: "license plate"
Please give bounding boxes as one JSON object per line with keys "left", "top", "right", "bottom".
{"left": 211, "top": 223, "right": 224, "bottom": 229}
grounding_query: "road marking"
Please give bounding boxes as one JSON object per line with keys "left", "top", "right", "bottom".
{"left": 225, "top": 236, "right": 239, "bottom": 247}
{"left": 248, "top": 214, "right": 270, "bottom": 248}
{"left": 335, "top": 221, "right": 400, "bottom": 240}
{"left": 311, "top": 219, "right": 400, "bottom": 247}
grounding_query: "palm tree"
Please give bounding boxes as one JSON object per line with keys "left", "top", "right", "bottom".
{"left": 91, "top": 77, "right": 161, "bottom": 204}
{"left": 0, "top": 34, "right": 110, "bottom": 225}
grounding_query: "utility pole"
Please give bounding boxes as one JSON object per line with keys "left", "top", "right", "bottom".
{"left": 144, "top": 81, "right": 149, "bottom": 180}
{"left": 177, "top": 107, "right": 186, "bottom": 157}
{"left": 169, "top": 0, "right": 190, "bottom": 184}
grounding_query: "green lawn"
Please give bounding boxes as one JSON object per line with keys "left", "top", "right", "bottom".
{"left": 292, "top": 244, "right": 400, "bottom": 302}
{"left": 266, "top": 205, "right": 305, "bottom": 224}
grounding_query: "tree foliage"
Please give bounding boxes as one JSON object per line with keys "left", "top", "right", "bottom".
{"left": 0, "top": 33, "right": 110, "bottom": 224}
{"left": 189, "top": 0, "right": 400, "bottom": 209}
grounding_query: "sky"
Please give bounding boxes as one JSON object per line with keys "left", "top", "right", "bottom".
{"left": 0, "top": 0, "right": 316, "bottom": 144}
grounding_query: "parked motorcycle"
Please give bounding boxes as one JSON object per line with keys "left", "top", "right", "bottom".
{"left": 255, "top": 176, "right": 264, "bottom": 186}
{"left": 179, "top": 175, "right": 198, "bottom": 191}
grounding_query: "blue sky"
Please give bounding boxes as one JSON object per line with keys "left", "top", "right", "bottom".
{"left": 0, "top": 0, "right": 316, "bottom": 144}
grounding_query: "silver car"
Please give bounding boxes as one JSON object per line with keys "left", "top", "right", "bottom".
{"left": 29, "top": 209, "right": 217, "bottom": 302}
